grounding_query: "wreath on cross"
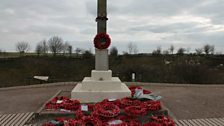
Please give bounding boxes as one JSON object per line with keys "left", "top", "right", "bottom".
{"left": 94, "top": 33, "right": 111, "bottom": 49}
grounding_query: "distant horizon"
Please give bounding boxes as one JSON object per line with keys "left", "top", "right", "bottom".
{"left": 0, "top": 43, "right": 222, "bottom": 55}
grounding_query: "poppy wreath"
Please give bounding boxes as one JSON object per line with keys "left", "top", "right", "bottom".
{"left": 87, "top": 103, "right": 95, "bottom": 112}
{"left": 45, "top": 96, "right": 68, "bottom": 109}
{"left": 117, "top": 115, "right": 141, "bottom": 126}
{"left": 124, "top": 106, "right": 147, "bottom": 117}
{"left": 82, "top": 116, "right": 102, "bottom": 126}
{"left": 101, "top": 98, "right": 121, "bottom": 107}
{"left": 120, "top": 98, "right": 141, "bottom": 108}
{"left": 42, "top": 122, "right": 56, "bottom": 126}
{"left": 128, "top": 86, "right": 152, "bottom": 97}
{"left": 74, "top": 110, "right": 102, "bottom": 126}
{"left": 42, "top": 117, "right": 67, "bottom": 126}
{"left": 45, "top": 96, "right": 77, "bottom": 110}
{"left": 143, "top": 122, "right": 162, "bottom": 126}
{"left": 103, "top": 119, "right": 128, "bottom": 126}
{"left": 141, "top": 100, "right": 161, "bottom": 111}
{"left": 150, "top": 115, "right": 175, "bottom": 126}
{"left": 64, "top": 119, "right": 84, "bottom": 126}
{"left": 94, "top": 33, "right": 111, "bottom": 49}
{"left": 75, "top": 110, "right": 85, "bottom": 120}
{"left": 95, "top": 103, "right": 120, "bottom": 118}
{"left": 61, "top": 99, "right": 80, "bottom": 111}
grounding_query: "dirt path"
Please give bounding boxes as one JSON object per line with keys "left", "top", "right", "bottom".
{"left": 0, "top": 83, "right": 223, "bottom": 120}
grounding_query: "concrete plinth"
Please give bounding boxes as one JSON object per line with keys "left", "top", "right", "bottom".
{"left": 82, "top": 77, "right": 122, "bottom": 91}
{"left": 71, "top": 70, "right": 131, "bottom": 103}
{"left": 71, "top": 83, "right": 130, "bottom": 103}
{"left": 91, "top": 70, "right": 112, "bottom": 80}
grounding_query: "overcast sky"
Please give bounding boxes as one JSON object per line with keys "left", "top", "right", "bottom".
{"left": 0, "top": 0, "right": 224, "bottom": 53}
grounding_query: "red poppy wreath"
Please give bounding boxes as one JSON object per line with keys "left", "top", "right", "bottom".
{"left": 94, "top": 33, "right": 111, "bottom": 49}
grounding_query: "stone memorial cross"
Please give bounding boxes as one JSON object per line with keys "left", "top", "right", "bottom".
{"left": 71, "top": 0, "right": 131, "bottom": 103}
{"left": 95, "top": 0, "right": 109, "bottom": 71}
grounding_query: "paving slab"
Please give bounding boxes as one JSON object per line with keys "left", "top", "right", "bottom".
{"left": 139, "top": 83, "right": 224, "bottom": 120}
{"left": 0, "top": 83, "right": 76, "bottom": 114}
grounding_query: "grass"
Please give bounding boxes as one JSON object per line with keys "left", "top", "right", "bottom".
{"left": 0, "top": 53, "right": 224, "bottom": 88}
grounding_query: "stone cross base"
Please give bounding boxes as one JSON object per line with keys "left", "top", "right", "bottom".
{"left": 71, "top": 70, "right": 131, "bottom": 103}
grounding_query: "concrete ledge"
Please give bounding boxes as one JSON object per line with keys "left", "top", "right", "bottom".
{"left": 82, "top": 77, "right": 122, "bottom": 91}
{"left": 37, "top": 90, "right": 62, "bottom": 114}
{"left": 91, "top": 70, "right": 112, "bottom": 81}
{"left": 127, "top": 82, "right": 224, "bottom": 87}
{"left": 1, "top": 82, "right": 223, "bottom": 91}
{"left": 71, "top": 83, "right": 131, "bottom": 103}
{"left": 0, "top": 82, "right": 77, "bottom": 91}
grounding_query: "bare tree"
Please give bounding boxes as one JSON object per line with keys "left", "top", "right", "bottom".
{"left": 186, "top": 47, "right": 191, "bottom": 54}
{"left": 195, "top": 48, "right": 203, "bottom": 55}
{"left": 48, "top": 36, "right": 64, "bottom": 56}
{"left": 68, "top": 45, "right": 73, "bottom": 57}
{"left": 133, "top": 47, "right": 138, "bottom": 54}
{"left": 82, "top": 50, "right": 93, "bottom": 58}
{"left": 0, "top": 49, "right": 2, "bottom": 56}
{"left": 110, "top": 46, "right": 118, "bottom": 57}
{"left": 127, "top": 42, "right": 138, "bottom": 54}
{"left": 75, "top": 48, "right": 82, "bottom": 54}
{"left": 210, "top": 45, "right": 215, "bottom": 54}
{"left": 163, "top": 50, "right": 169, "bottom": 55}
{"left": 204, "top": 45, "right": 210, "bottom": 55}
{"left": 169, "top": 45, "right": 174, "bottom": 54}
{"left": 203, "top": 44, "right": 215, "bottom": 55}
{"left": 152, "top": 46, "right": 162, "bottom": 55}
{"left": 16, "top": 41, "right": 30, "bottom": 55}
{"left": 41, "top": 40, "right": 48, "bottom": 54}
{"left": 62, "top": 41, "right": 70, "bottom": 54}
{"left": 177, "top": 47, "right": 186, "bottom": 55}
{"left": 61, "top": 41, "right": 73, "bottom": 57}
{"left": 35, "top": 40, "right": 49, "bottom": 56}
{"left": 35, "top": 44, "right": 42, "bottom": 56}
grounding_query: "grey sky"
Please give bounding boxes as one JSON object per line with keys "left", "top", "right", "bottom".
{"left": 0, "top": 0, "right": 224, "bottom": 53}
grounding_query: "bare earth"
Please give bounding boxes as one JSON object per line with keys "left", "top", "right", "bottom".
{"left": 0, "top": 82, "right": 223, "bottom": 120}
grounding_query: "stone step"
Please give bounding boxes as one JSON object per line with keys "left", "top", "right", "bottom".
{"left": 176, "top": 118, "right": 224, "bottom": 126}
{"left": 0, "top": 112, "right": 35, "bottom": 126}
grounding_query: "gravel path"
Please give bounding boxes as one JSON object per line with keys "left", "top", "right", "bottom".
{"left": 0, "top": 82, "right": 223, "bottom": 120}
